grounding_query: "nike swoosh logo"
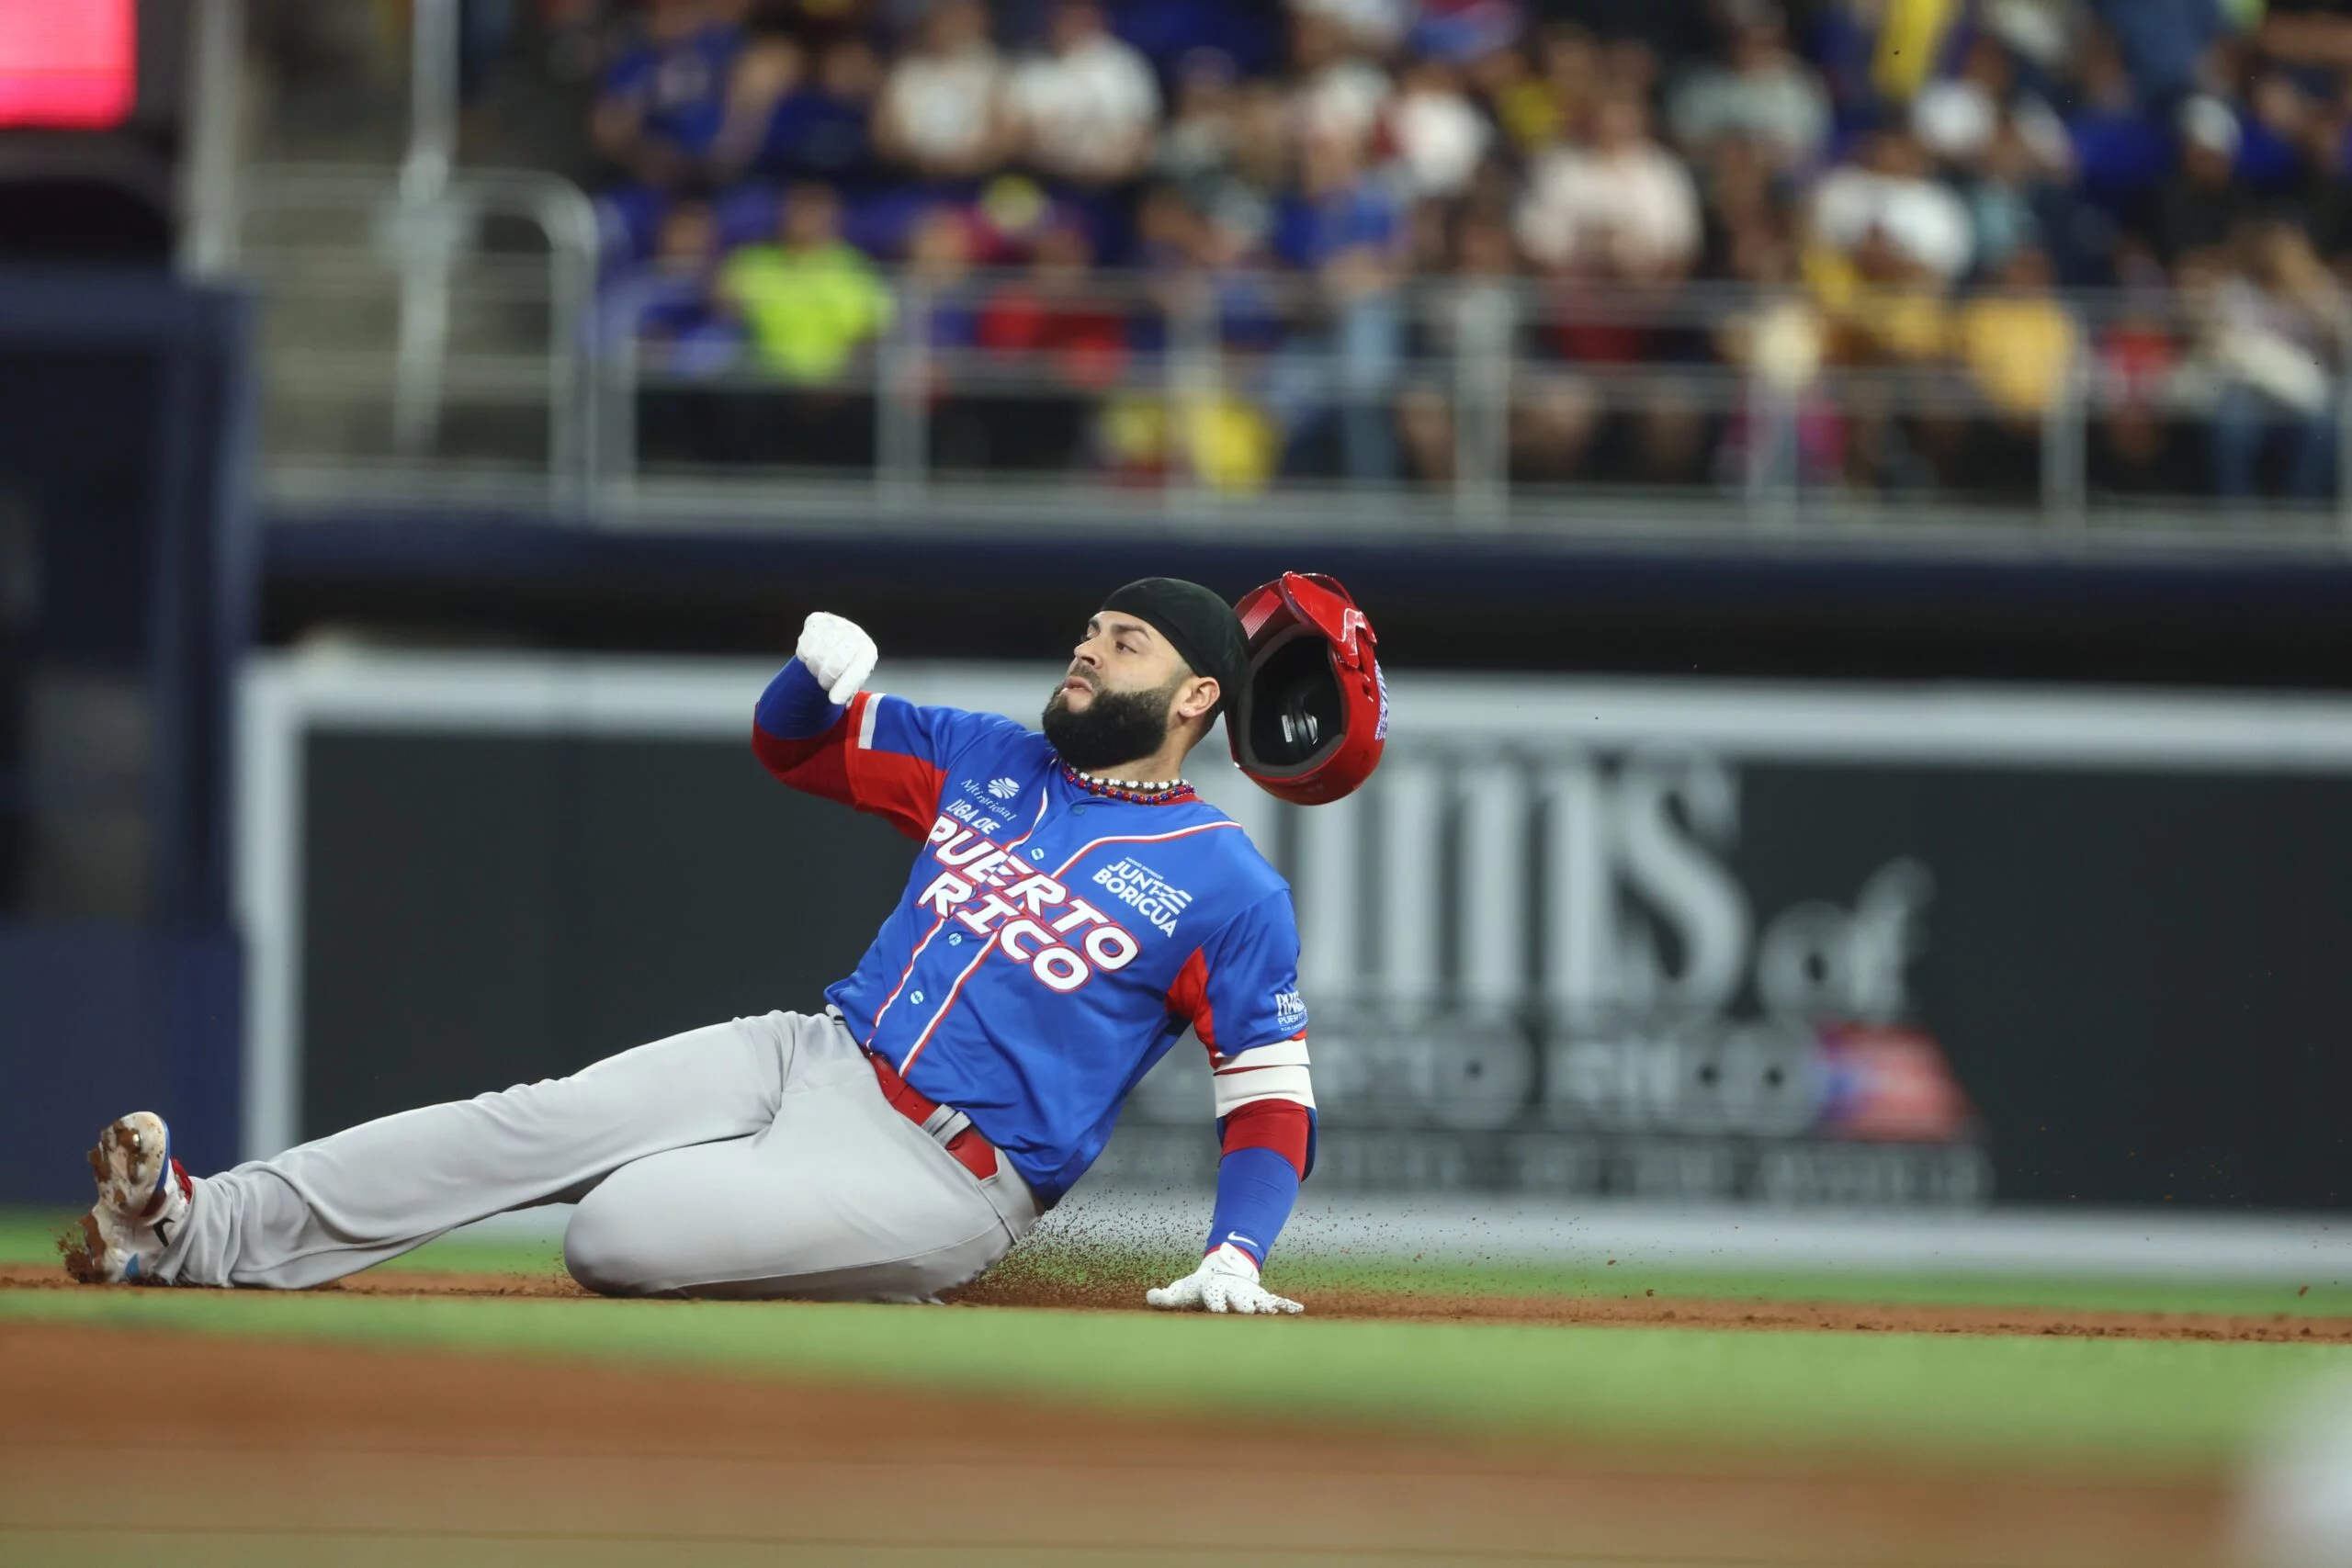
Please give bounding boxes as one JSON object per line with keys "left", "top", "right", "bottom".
{"left": 153, "top": 1217, "right": 175, "bottom": 1247}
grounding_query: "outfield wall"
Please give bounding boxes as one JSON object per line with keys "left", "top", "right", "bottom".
{"left": 242, "top": 649, "right": 2352, "bottom": 1231}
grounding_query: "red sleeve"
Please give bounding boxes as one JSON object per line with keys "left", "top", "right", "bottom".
{"left": 752, "top": 713, "right": 855, "bottom": 804}
{"left": 1164, "top": 948, "right": 1216, "bottom": 1049}
{"left": 752, "top": 692, "right": 946, "bottom": 841}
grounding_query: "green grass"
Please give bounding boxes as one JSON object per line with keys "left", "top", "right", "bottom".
{"left": 7, "top": 1206, "right": 2352, "bottom": 1476}
{"left": 4, "top": 1276, "right": 2346, "bottom": 1474}
{"left": 1334, "top": 1262, "right": 2352, "bottom": 1315}
{"left": 11, "top": 1207, "right": 2352, "bottom": 1316}
{"left": 2, "top": 1212, "right": 61, "bottom": 1269}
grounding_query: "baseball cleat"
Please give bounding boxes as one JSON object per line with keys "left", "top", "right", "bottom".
{"left": 60, "top": 1111, "right": 192, "bottom": 1285}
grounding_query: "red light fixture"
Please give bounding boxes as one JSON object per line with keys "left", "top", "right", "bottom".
{"left": 0, "top": 0, "right": 138, "bottom": 130}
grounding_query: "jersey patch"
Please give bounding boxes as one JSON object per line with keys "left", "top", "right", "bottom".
{"left": 1091, "top": 856, "right": 1194, "bottom": 938}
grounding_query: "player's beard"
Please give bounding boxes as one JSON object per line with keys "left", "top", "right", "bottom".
{"left": 1042, "top": 674, "right": 1182, "bottom": 772}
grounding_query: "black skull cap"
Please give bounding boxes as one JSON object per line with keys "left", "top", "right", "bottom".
{"left": 1100, "top": 578, "right": 1249, "bottom": 711}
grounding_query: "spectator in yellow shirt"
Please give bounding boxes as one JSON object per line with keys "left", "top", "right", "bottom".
{"left": 1951, "top": 245, "right": 2080, "bottom": 499}
{"left": 719, "top": 182, "right": 894, "bottom": 384}
{"left": 1805, "top": 227, "right": 1951, "bottom": 367}
{"left": 714, "top": 182, "right": 895, "bottom": 467}
{"left": 1953, "top": 245, "right": 2078, "bottom": 422}
{"left": 1804, "top": 225, "right": 1951, "bottom": 490}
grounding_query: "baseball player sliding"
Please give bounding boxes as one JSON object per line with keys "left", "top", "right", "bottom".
{"left": 64, "top": 575, "right": 1387, "bottom": 1312}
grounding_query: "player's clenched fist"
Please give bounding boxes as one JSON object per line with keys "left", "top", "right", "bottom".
{"left": 797, "top": 612, "right": 877, "bottom": 706}
{"left": 1145, "top": 1243, "right": 1304, "bottom": 1315}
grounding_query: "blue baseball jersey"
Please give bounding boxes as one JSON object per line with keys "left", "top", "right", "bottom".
{"left": 768, "top": 688, "right": 1314, "bottom": 1207}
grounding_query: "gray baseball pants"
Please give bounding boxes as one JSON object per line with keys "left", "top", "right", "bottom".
{"left": 154, "top": 1010, "right": 1039, "bottom": 1299}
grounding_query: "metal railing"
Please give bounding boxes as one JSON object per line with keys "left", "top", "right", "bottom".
{"left": 233, "top": 168, "right": 2352, "bottom": 549}
{"left": 232, "top": 165, "right": 600, "bottom": 513}
{"left": 595, "top": 266, "right": 2352, "bottom": 537}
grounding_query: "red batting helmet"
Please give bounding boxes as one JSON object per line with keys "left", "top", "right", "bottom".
{"left": 1227, "top": 572, "right": 1387, "bottom": 806}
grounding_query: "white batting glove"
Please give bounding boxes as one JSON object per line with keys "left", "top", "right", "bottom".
{"left": 797, "top": 612, "right": 878, "bottom": 706}
{"left": 1146, "top": 1243, "right": 1304, "bottom": 1315}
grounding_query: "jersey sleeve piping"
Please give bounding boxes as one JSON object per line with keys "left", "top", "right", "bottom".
{"left": 842, "top": 694, "right": 952, "bottom": 840}
{"left": 753, "top": 690, "right": 949, "bottom": 841}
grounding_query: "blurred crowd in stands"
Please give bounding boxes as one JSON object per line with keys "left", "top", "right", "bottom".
{"left": 573, "top": 0, "right": 2352, "bottom": 502}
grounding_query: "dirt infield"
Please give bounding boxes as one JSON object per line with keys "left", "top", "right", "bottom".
{"left": 5, "top": 1259, "right": 2346, "bottom": 1342}
{"left": 954, "top": 1274, "right": 2352, "bottom": 1342}
{"left": 0, "top": 1320, "right": 2226, "bottom": 1567}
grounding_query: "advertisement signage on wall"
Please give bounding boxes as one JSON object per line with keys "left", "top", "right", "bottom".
{"left": 1113, "top": 735, "right": 1991, "bottom": 1204}
{"left": 246, "top": 656, "right": 2352, "bottom": 1212}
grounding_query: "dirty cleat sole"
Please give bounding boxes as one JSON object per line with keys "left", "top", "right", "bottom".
{"left": 61, "top": 1111, "right": 189, "bottom": 1285}
{"left": 92, "top": 1111, "right": 174, "bottom": 1217}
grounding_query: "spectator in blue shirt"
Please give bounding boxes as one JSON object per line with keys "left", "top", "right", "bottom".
{"left": 594, "top": 0, "right": 743, "bottom": 187}
{"left": 1272, "top": 139, "right": 1405, "bottom": 272}
{"left": 627, "top": 198, "right": 740, "bottom": 376}
{"left": 755, "top": 39, "right": 883, "bottom": 186}
{"left": 1268, "top": 128, "right": 1409, "bottom": 482}
{"left": 602, "top": 195, "right": 742, "bottom": 465}
{"left": 2061, "top": 24, "right": 2178, "bottom": 215}
{"left": 2086, "top": 0, "right": 2231, "bottom": 109}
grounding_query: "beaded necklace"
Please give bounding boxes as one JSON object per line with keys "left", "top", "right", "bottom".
{"left": 1061, "top": 763, "right": 1195, "bottom": 806}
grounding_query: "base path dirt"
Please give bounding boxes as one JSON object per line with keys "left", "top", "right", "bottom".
{"left": 950, "top": 1273, "right": 2352, "bottom": 1343}
{"left": 0, "top": 1321, "right": 2225, "bottom": 1568}
{"left": 5, "top": 1259, "right": 2346, "bottom": 1342}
